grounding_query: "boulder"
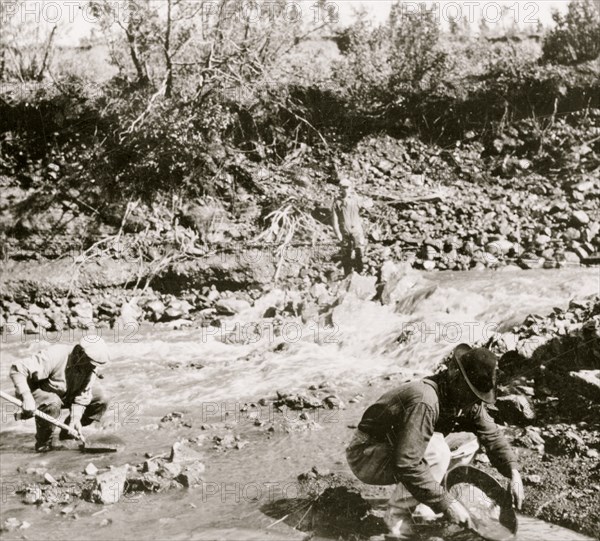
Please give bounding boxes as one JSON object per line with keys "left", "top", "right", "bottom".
{"left": 495, "top": 395, "right": 535, "bottom": 425}
{"left": 214, "top": 298, "right": 251, "bottom": 315}
{"left": 163, "top": 299, "right": 193, "bottom": 320}
{"left": 379, "top": 262, "right": 424, "bottom": 305}
{"left": 568, "top": 370, "right": 600, "bottom": 402}
{"left": 71, "top": 301, "right": 93, "bottom": 321}
{"left": 340, "top": 273, "right": 377, "bottom": 301}
{"left": 545, "top": 430, "right": 587, "bottom": 457}
{"left": 176, "top": 462, "right": 205, "bottom": 488}
{"left": 89, "top": 464, "right": 129, "bottom": 504}
{"left": 559, "top": 251, "right": 581, "bottom": 266}
{"left": 572, "top": 210, "right": 590, "bottom": 227}
{"left": 322, "top": 395, "right": 345, "bottom": 409}
{"left": 145, "top": 300, "right": 166, "bottom": 321}
{"left": 519, "top": 254, "right": 545, "bottom": 270}
{"left": 485, "top": 239, "right": 514, "bottom": 256}
{"left": 84, "top": 463, "right": 98, "bottom": 476}
{"left": 114, "top": 299, "right": 142, "bottom": 328}
{"left": 422, "top": 260, "right": 436, "bottom": 271}
{"left": 169, "top": 440, "right": 204, "bottom": 465}
{"left": 1, "top": 518, "right": 30, "bottom": 532}
{"left": 158, "top": 462, "right": 182, "bottom": 478}
{"left": 572, "top": 181, "right": 594, "bottom": 193}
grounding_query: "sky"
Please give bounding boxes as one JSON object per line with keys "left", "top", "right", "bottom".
{"left": 4, "top": 0, "right": 572, "bottom": 46}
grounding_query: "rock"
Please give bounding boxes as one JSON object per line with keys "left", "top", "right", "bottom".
{"left": 559, "top": 251, "right": 580, "bottom": 266}
{"left": 176, "top": 462, "right": 205, "bottom": 488}
{"left": 1, "top": 518, "right": 28, "bottom": 532}
{"left": 498, "top": 332, "right": 519, "bottom": 352}
{"left": 519, "top": 254, "right": 545, "bottom": 269}
{"left": 115, "top": 299, "right": 142, "bottom": 328}
{"left": 545, "top": 430, "right": 587, "bottom": 457}
{"left": 322, "top": 395, "right": 345, "bottom": 409}
{"left": 143, "top": 460, "right": 160, "bottom": 474}
{"left": 300, "top": 301, "right": 319, "bottom": 324}
{"left": 376, "top": 159, "right": 394, "bottom": 174}
{"left": 486, "top": 239, "right": 514, "bottom": 256}
{"left": 568, "top": 370, "right": 600, "bottom": 402}
{"left": 380, "top": 262, "right": 425, "bottom": 305}
{"left": 516, "top": 335, "right": 550, "bottom": 358}
{"left": 88, "top": 464, "right": 129, "bottom": 504}
{"left": 422, "top": 260, "right": 436, "bottom": 271}
{"left": 98, "top": 299, "right": 118, "bottom": 317}
{"left": 164, "top": 299, "right": 193, "bottom": 320}
{"left": 340, "top": 273, "right": 376, "bottom": 301}
{"left": 84, "top": 463, "right": 98, "bottom": 476}
{"left": 158, "top": 462, "right": 182, "bottom": 478}
{"left": 564, "top": 227, "right": 581, "bottom": 241}
{"left": 495, "top": 395, "right": 535, "bottom": 425}
{"left": 169, "top": 440, "right": 204, "bottom": 464}
{"left": 571, "top": 210, "right": 590, "bottom": 226}
{"left": 44, "top": 473, "right": 58, "bottom": 485}
{"left": 524, "top": 474, "right": 542, "bottom": 485}
{"left": 310, "top": 282, "right": 328, "bottom": 300}
{"left": 572, "top": 180, "right": 594, "bottom": 192}
{"left": 534, "top": 234, "right": 551, "bottom": 246}
{"left": 145, "top": 300, "right": 166, "bottom": 322}
{"left": 71, "top": 301, "right": 93, "bottom": 322}
{"left": 214, "top": 298, "right": 251, "bottom": 315}
{"left": 22, "top": 486, "right": 43, "bottom": 505}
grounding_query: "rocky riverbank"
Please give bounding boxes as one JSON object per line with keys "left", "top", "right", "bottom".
{"left": 2, "top": 118, "right": 599, "bottom": 337}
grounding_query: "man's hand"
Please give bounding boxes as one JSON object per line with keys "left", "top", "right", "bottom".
{"left": 69, "top": 418, "right": 84, "bottom": 439}
{"left": 21, "top": 393, "right": 36, "bottom": 419}
{"left": 445, "top": 500, "right": 473, "bottom": 528}
{"left": 510, "top": 469, "right": 524, "bottom": 510}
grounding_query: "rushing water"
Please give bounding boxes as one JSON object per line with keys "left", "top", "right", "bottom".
{"left": 0, "top": 267, "right": 597, "bottom": 540}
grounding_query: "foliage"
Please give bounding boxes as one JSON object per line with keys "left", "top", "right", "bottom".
{"left": 0, "top": 0, "right": 599, "bottom": 248}
{"left": 542, "top": 0, "right": 600, "bottom": 64}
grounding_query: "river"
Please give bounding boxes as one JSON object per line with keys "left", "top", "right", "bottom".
{"left": 0, "top": 267, "right": 597, "bottom": 540}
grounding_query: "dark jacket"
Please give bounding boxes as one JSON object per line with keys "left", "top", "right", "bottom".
{"left": 357, "top": 374, "right": 518, "bottom": 512}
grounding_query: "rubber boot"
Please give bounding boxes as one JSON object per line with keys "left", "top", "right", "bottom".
{"left": 35, "top": 402, "right": 61, "bottom": 452}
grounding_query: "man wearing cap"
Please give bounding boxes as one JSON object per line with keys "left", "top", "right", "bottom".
{"left": 346, "top": 344, "right": 524, "bottom": 539}
{"left": 9, "top": 337, "right": 110, "bottom": 452}
{"left": 332, "top": 178, "right": 366, "bottom": 275}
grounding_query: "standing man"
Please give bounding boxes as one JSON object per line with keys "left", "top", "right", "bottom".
{"left": 10, "top": 336, "right": 110, "bottom": 452}
{"left": 346, "top": 344, "right": 524, "bottom": 539}
{"left": 332, "top": 178, "right": 366, "bottom": 275}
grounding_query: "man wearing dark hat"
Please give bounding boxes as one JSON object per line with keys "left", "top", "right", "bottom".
{"left": 10, "top": 336, "right": 110, "bottom": 452}
{"left": 346, "top": 344, "right": 524, "bottom": 539}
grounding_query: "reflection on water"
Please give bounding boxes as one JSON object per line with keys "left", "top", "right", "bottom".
{"left": 0, "top": 267, "right": 597, "bottom": 540}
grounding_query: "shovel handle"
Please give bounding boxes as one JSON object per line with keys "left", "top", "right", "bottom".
{"left": 0, "top": 390, "right": 85, "bottom": 443}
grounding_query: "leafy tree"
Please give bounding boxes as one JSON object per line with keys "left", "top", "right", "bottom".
{"left": 543, "top": 0, "right": 600, "bottom": 64}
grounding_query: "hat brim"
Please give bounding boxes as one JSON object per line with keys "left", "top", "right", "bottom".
{"left": 453, "top": 344, "right": 496, "bottom": 404}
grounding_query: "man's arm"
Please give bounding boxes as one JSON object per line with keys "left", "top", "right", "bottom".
{"left": 69, "top": 371, "right": 96, "bottom": 431}
{"left": 9, "top": 353, "right": 48, "bottom": 416}
{"left": 331, "top": 201, "right": 343, "bottom": 240}
{"left": 470, "top": 403, "right": 523, "bottom": 508}
{"left": 393, "top": 403, "right": 453, "bottom": 513}
{"left": 470, "top": 403, "right": 518, "bottom": 476}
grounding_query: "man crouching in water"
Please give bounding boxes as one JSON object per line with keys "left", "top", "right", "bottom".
{"left": 346, "top": 344, "right": 524, "bottom": 539}
{"left": 10, "top": 337, "right": 110, "bottom": 452}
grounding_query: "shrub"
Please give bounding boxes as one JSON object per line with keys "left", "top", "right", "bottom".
{"left": 543, "top": 0, "right": 600, "bottom": 64}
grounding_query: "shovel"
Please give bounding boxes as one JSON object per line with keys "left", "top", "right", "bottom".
{"left": 1, "top": 390, "right": 120, "bottom": 453}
